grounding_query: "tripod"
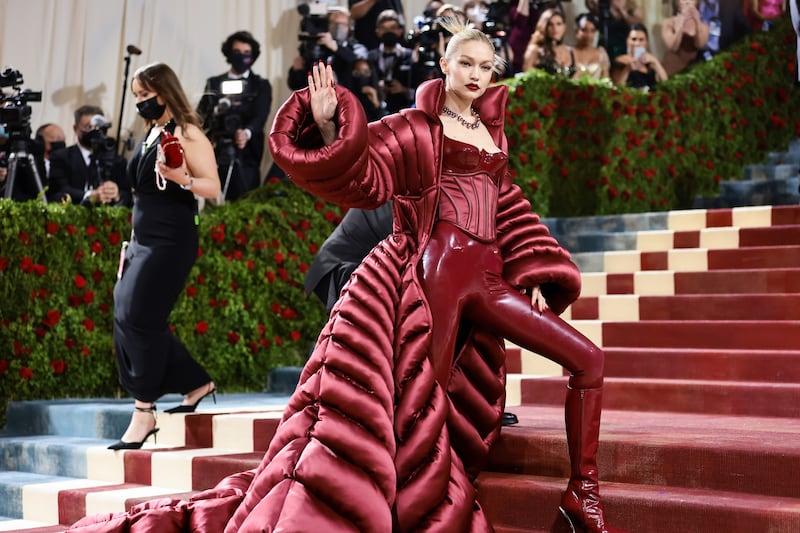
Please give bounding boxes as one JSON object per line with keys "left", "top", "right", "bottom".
{"left": 216, "top": 138, "right": 240, "bottom": 205}
{"left": 2, "top": 138, "right": 47, "bottom": 203}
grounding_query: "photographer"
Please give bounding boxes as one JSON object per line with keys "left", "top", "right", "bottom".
{"left": 288, "top": 6, "right": 368, "bottom": 94}
{"left": 197, "top": 31, "right": 272, "bottom": 201}
{"left": 366, "top": 9, "right": 414, "bottom": 112}
{"left": 48, "top": 105, "right": 131, "bottom": 207}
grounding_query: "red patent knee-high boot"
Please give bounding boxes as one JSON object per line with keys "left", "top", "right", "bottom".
{"left": 558, "top": 386, "right": 626, "bottom": 533}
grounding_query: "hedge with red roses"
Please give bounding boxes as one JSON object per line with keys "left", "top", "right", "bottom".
{"left": 1, "top": 22, "right": 797, "bottom": 423}
{"left": 0, "top": 183, "right": 343, "bottom": 424}
{"left": 503, "top": 18, "right": 800, "bottom": 217}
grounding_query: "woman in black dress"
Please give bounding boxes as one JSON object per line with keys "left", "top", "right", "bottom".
{"left": 109, "top": 62, "right": 221, "bottom": 449}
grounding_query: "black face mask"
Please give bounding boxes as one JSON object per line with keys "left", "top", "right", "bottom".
{"left": 229, "top": 52, "right": 253, "bottom": 74}
{"left": 136, "top": 96, "right": 166, "bottom": 121}
{"left": 380, "top": 32, "right": 400, "bottom": 47}
{"left": 79, "top": 129, "right": 102, "bottom": 148}
{"left": 49, "top": 141, "right": 66, "bottom": 153}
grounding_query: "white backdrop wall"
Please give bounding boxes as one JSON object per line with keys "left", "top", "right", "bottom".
{"left": 1, "top": 0, "right": 663, "bottom": 170}
{"left": 0, "top": 1, "right": 430, "bottom": 161}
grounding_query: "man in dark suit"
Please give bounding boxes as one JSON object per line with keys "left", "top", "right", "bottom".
{"left": 48, "top": 105, "right": 130, "bottom": 206}
{"left": 33, "top": 122, "right": 66, "bottom": 182}
{"left": 366, "top": 9, "right": 414, "bottom": 113}
{"left": 197, "top": 30, "right": 272, "bottom": 201}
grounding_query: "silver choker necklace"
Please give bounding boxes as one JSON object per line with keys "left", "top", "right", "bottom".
{"left": 441, "top": 105, "right": 481, "bottom": 130}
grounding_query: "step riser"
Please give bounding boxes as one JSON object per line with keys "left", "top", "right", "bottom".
{"left": 519, "top": 378, "right": 800, "bottom": 418}
{"left": 487, "top": 432, "right": 799, "bottom": 498}
{"left": 571, "top": 294, "right": 800, "bottom": 321}
{"left": 601, "top": 321, "right": 800, "bottom": 350}
{"left": 477, "top": 474, "right": 800, "bottom": 533}
{"left": 603, "top": 349, "right": 800, "bottom": 382}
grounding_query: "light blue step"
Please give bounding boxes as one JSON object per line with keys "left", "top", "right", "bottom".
{"left": 0, "top": 471, "right": 78, "bottom": 519}
{"left": 0, "top": 435, "right": 104, "bottom": 478}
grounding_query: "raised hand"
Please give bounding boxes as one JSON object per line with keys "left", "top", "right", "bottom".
{"left": 309, "top": 60, "right": 338, "bottom": 145}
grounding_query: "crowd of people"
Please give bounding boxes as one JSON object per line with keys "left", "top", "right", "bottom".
{"left": 1, "top": 0, "right": 774, "bottom": 203}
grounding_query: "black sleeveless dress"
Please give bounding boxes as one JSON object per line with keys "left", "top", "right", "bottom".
{"left": 113, "top": 122, "right": 211, "bottom": 402}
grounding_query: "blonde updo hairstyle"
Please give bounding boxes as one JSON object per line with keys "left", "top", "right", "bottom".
{"left": 439, "top": 16, "right": 506, "bottom": 75}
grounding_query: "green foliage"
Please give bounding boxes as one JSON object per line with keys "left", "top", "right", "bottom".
{"left": 502, "top": 19, "right": 800, "bottom": 216}
{"left": 0, "top": 182, "right": 342, "bottom": 425}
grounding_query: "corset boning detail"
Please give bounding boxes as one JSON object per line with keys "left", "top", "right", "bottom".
{"left": 438, "top": 136, "right": 508, "bottom": 242}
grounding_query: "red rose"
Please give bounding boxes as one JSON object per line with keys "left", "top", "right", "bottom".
{"left": 277, "top": 268, "right": 289, "bottom": 281}
{"left": 82, "top": 318, "right": 95, "bottom": 332}
{"left": 82, "top": 291, "right": 95, "bottom": 305}
{"left": 196, "top": 321, "right": 209, "bottom": 334}
{"left": 90, "top": 241, "right": 103, "bottom": 254}
{"left": 281, "top": 308, "right": 297, "bottom": 320}
{"left": 43, "top": 309, "right": 61, "bottom": 328}
{"left": 18, "top": 231, "right": 31, "bottom": 246}
{"left": 108, "top": 232, "right": 122, "bottom": 245}
{"left": 92, "top": 269, "right": 103, "bottom": 283}
{"left": 227, "top": 331, "right": 240, "bottom": 345}
{"left": 74, "top": 274, "right": 87, "bottom": 289}
{"left": 85, "top": 225, "right": 98, "bottom": 236}
{"left": 186, "top": 285, "right": 197, "bottom": 297}
{"left": 19, "top": 366, "right": 33, "bottom": 380}
{"left": 51, "top": 360, "right": 67, "bottom": 375}
{"left": 32, "top": 263, "right": 47, "bottom": 276}
{"left": 66, "top": 224, "right": 78, "bottom": 236}
{"left": 298, "top": 262, "right": 308, "bottom": 273}
{"left": 0, "top": 359, "right": 8, "bottom": 374}
{"left": 65, "top": 338, "right": 78, "bottom": 349}
{"left": 309, "top": 243, "right": 318, "bottom": 254}
{"left": 265, "top": 270, "right": 276, "bottom": 283}
{"left": 46, "top": 221, "right": 60, "bottom": 235}
{"left": 290, "top": 331, "right": 301, "bottom": 341}
{"left": 81, "top": 346, "right": 91, "bottom": 356}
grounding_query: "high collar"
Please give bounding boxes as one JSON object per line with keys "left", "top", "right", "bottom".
{"left": 414, "top": 78, "right": 507, "bottom": 129}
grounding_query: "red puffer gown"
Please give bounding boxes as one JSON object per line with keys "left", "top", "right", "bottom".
{"left": 67, "top": 78, "right": 581, "bottom": 532}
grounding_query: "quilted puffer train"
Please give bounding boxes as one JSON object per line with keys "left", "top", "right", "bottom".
{"left": 66, "top": 78, "right": 582, "bottom": 532}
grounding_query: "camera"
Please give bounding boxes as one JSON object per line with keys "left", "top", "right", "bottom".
{"left": 0, "top": 67, "right": 47, "bottom": 201}
{"left": 201, "top": 79, "right": 251, "bottom": 165}
{"left": 0, "top": 67, "right": 42, "bottom": 142}
{"left": 406, "top": 16, "right": 447, "bottom": 85}
{"left": 84, "top": 115, "right": 118, "bottom": 180}
{"left": 297, "top": 1, "right": 331, "bottom": 63}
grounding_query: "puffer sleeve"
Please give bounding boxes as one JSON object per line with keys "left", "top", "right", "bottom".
{"left": 269, "top": 86, "right": 393, "bottom": 209}
{"left": 496, "top": 178, "right": 581, "bottom": 315}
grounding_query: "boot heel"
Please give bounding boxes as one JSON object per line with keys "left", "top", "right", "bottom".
{"left": 559, "top": 506, "right": 579, "bottom": 533}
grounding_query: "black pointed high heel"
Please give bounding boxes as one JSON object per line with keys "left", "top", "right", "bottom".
{"left": 108, "top": 405, "right": 159, "bottom": 450}
{"left": 164, "top": 383, "right": 216, "bottom": 414}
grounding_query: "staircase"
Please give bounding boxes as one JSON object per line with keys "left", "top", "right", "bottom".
{"left": 2, "top": 204, "right": 800, "bottom": 532}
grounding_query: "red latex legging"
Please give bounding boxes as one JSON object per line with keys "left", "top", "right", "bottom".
{"left": 419, "top": 221, "right": 604, "bottom": 390}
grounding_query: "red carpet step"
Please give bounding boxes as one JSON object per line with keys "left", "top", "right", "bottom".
{"left": 603, "top": 347, "right": 800, "bottom": 382}
{"left": 518, "top": 376, "right": 800, "bottom": 417}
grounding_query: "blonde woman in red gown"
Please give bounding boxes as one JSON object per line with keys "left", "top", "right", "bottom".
{"left": 68, "top": 19, "right": 624, "bottom": 533}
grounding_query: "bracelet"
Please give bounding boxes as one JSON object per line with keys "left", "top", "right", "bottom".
{"left": 180, "top": 174, "right": 194, "bottom": 190}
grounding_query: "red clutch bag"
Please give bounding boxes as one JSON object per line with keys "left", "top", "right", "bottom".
{"left": 159, "top": 130, "right": 184, "bottom": 168}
